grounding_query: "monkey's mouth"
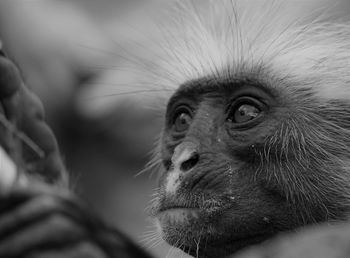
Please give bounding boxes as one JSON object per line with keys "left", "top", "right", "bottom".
{"left": 157, "top": 201, "right": 200, "bottom": 213}
{"left": 155, "top": 192, "right": 233, "bottom": 218}
{"left": 157, "top": 207, "right": 200, "bottom": 225}
{"left": 154, "top": 193, "right": 200, "bottom": 212}
{"left": 154, "top": 195, "right": 203, "bottom": 228}
{"left": 156, "top": 199, "right": 200, "bottom": 222}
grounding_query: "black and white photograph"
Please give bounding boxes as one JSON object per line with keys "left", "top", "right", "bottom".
{"left": 0, "top": 0, "right": 350, "bottom": 257}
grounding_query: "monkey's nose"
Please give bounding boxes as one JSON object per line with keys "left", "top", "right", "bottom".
{"left": 172, "top": 142, "right": 199, "bottom": 172}
{"left": 180, "top": 152, "right": 199, "bottom": 171}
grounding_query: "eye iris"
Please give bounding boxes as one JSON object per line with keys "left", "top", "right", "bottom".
{"left": 234, "top": 104, "right": 260, "bottom": 123}
{"left": 174, "top": 112, "right": 191, "bottom": 132}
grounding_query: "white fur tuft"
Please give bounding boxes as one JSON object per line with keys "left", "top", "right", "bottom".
{"left": 83, "top": 0, "right": 350, "bottom": 116}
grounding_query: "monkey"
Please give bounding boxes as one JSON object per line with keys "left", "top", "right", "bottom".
{"left": 114, "top": 0, "right": 350, "bottom": 257}
{"left": 2, "top": 1, "right": 350, "bottom": 258}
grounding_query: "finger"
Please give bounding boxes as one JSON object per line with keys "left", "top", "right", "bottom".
{"left": 0, "top": 145, "right": 17, "bottom": 194}
{"left": 18, "top": 86, "right": 66, "bottom": 184}
{"left": 0, "top": 54, "right": 66, "bottom": 184}
{"left": 25, "top": 242, "right": 108, "bottom": 258}
{"left": 0, "top": 195, "right": 74, "bottom": 240}
{"left": 0, "top": 213, "right": 88, "bottom": 257}
{"left": 0, "top": 48, "right": 6, "bottom": 57}
{"left": 0, "top": 56, "right": 21, "bottom": 100}
{"left": 0, "top": 55, "right": 23, "bottom": 161}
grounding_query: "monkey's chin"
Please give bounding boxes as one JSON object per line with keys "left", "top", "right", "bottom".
{"left": 156, "top": 208, "right": 207, "bottom": 253}
{"left": 156, "top": 208, "right": 269, "bottom": 258}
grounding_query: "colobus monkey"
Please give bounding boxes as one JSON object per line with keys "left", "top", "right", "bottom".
{"left": 132, "top": 1, "right": 350, "bottom": 257}
{"left": 1, "top": 0, "right": 350, "bottom": 258}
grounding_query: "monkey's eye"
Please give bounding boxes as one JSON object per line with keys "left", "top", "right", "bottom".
{"left": 231, "top": 104, "right": 260, "bottom": 123}
{"left": 227, "top": 97, "right": 263, "bottom": 125}
{"left": 172, "top": 106, "right": 193, "bottom": 133}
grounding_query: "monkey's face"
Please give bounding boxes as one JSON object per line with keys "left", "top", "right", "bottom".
{"left": 153, "top": 76, "right": 350, "bottom": 257}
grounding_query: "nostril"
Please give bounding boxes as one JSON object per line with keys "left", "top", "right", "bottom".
{"left": 163, "top": 159, "right": 172, "bottom": 171}
{"left": 180, "top": 152, "right": 199, "bottom": 171}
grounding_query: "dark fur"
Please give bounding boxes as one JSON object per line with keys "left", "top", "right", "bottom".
{"left": 154, "top": 73, "right": 350, "bottom": 257}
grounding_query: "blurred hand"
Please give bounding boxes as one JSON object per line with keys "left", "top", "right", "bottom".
{"left": 0, "top": 51, "right": 153, "bottom": 258}
{"left": 0, "top": 185, "right": 107, "bottom": 258}
{"left": 0, "top": 49, "right": 66, "bottom": 185}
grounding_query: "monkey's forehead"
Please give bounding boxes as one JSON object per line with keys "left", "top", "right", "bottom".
{"left": 143, "top": 0, "right": 350, "bottom": 102}
{"left": 78, "top": 0, "right": 350, "bottom": 117}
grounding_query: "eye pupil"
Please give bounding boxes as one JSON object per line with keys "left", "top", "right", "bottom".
{"left": 180, "top": 114, "right": 187, "bottom": 123}
{"left": 174, "top": 112, "right": 192, "bottom": 132}
{"left": 231, "top": 104, "right": 261, "bottom": 123}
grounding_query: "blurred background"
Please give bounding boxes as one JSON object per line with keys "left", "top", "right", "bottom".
{"left": 0, "top": 1, "right": 349, "bottom": 257}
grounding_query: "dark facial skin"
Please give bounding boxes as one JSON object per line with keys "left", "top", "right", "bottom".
{"left": 154, "top": 75, "right": 350, "bottom": 258}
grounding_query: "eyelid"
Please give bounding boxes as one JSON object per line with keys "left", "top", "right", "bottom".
{"left": 226, "top": 96, "right": 268, "bottom": 130}
{"left": 167, "top": 94, "right": 196, "bottom": 115}
{"left": 226, "top": 96, "right": 266, "bottom": 116}
{"left": 172, "top": 105, "right": 193, "bottom": 121}
{"left": 225, "top": 87, "right": 271, "bottom": 114}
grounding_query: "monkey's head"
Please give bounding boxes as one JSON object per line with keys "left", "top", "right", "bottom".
{"left": 141, "top": 1, "right": 350, "bottom": 257}
{"left": 154, "top": 74, "right": 350, "bottom": 257}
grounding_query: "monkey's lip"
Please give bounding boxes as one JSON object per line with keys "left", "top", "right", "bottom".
{"left": 155, "top": 194, "right": 201, "bottom": 215}
{"left": 157, "top": 207, "right": 200, "bottom": 216}
{"left": 157, "top": 204, "right": 200, "bottom": 214}
{"left": 156, "top": 207, "right": 200, "bottom": 225}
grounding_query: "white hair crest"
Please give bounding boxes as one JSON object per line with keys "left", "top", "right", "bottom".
{"left": 80, "top": 0, "right": 350, "bottom": 117}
